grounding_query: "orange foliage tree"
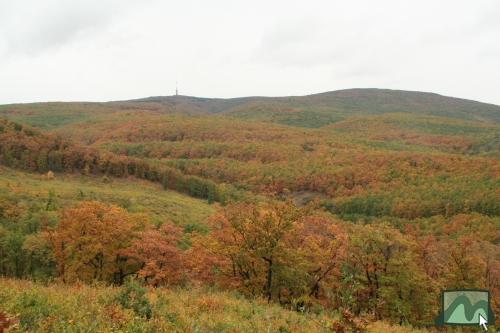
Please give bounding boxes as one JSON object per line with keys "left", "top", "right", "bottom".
{"left": 294, "top": 216, "right": 349, "bottom": 300}
{"left": 209, "top": 202, "right": 304, "bottom": 302}
{"left": 189, "top": 202, "right": 350, "bottom": 305}
{"left": 48, "top": 201, "right": 137, "bottom": 284}
{"left": 125, "top": 223, "right": 184, "bottom": 287}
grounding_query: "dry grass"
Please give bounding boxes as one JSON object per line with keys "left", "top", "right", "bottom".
{"left": 0, "top": 278, "right": 446, "bottom": 333}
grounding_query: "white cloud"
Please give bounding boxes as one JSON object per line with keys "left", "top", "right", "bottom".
{"left": 0, "top": 0, "right": 499, "bottom": 104}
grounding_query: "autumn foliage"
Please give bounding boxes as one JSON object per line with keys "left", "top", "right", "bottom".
{"left": 0, "top": 94, "right": 499, "bottom": 331}
{"left": 125, "top": 223, "right": 184, "bottom": 287}
{"left": 48, "top": 201, "right": 136, "bottom": 283}
{"left": 0, "top": 190, "right": 498, "bottom": 328}
{"left": 0, "top": 118, "right": 231, "bottom": 203}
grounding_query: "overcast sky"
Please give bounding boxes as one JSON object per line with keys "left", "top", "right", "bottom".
{"left": 1, "top": 0, "right": 499, "bottom": 105}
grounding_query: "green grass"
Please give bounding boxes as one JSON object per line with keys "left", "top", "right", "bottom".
{"left": 0, "top": 278, "right": 332, "bottom": 333}
{"left": 0, "top": 278, "right": 435, "bottom": 333}
{"left": 0, "top": 167, "right": 214, "bottom": 228}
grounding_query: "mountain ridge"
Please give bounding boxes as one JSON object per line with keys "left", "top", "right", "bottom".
{"left": 129, "top": 88, "right": 500, "bottom": 106}
{"left": 1, "top": 88, "right": 500, "bottom": 129}
{"left": 120, "top": 88, "right": 500, "bottom": 124}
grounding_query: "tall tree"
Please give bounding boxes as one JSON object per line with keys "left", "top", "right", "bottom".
{"left": 48, "top": 201, "right": 136, "bottom": 283}
{"left": 199, "top": 202, "right": 307, "bottom": 302}
{"left": 125, "top": 223, "right": 184, "bottom": 287}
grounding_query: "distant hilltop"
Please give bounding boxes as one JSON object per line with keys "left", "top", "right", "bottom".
{"left": 129, "top": 88, "right": 500, "bottom": 124}
{"left": 2, "top": 89, "right": 500, "bottom": 128}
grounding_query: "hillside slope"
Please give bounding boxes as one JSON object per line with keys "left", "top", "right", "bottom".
{"left": 1, "top": 89, "right": 499, "bottom": 129}
{"left": 133, "top": 89, "right": 500, "bottom": 122}
{"left": 0, "top": 167, "right": 214, "bottom": 228}
{"left": 0, "top": 118, "right": 241, "bottom": 204}
{"left": 0, "top": 278, "right": 432, "bottom": 333}
{"left": 0, "top": 90, "right": 499, "bottom": 330}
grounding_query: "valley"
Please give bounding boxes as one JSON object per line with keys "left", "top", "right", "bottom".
{"left": 0, "top": 89, "right": 499, "bottom": 332}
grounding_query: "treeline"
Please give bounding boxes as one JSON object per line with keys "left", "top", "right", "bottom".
{"left": 0, "top": 118, "right": 240, "bottom": 203}
{"left": 188, "top": 203, "right": 499, "bottom": 326}
{"left": 0, "top": 200, "right": 498, "bottom": 327}
{"left": 324, "top": 183, "right": 500, "bottom": 219}
{"left": 159, "top": 156, "right": 500, "bottom": 218}
{"left": 80, "top": 113, "right": 499, "bottom": 186}
{"left": 21, "top": 112, "right": 498, "bottom": 221}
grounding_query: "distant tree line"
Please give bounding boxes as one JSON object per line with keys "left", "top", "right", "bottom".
{"left": 0, "top": 118, "right": 238, "bottom": 204}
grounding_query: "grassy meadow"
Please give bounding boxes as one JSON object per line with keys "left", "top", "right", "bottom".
{"left": 0, "top": 166, "right": 214, "bottom": 229}
{"left": 0, "top": 278, "right": 440, "bottom": 333}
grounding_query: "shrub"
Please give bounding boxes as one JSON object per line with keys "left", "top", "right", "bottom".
{"left": 115, "top": 278, "right": 153, "bottom": 319}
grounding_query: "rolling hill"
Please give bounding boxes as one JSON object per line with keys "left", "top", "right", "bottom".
{"left": 1, "top": 89, "right": 500, "bottom": 130}
{"left": 0, "top": 88, "right": 499, "bottom": 332}
{"left": 133, "top": 89, "right": 500, "bottom": 123}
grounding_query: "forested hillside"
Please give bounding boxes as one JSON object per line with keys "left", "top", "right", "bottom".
{"left": 0, "top": 89, "right": 499, "bottom": 332}
{"left": 2, "top": 89, "right": 500, "bottom": 129}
